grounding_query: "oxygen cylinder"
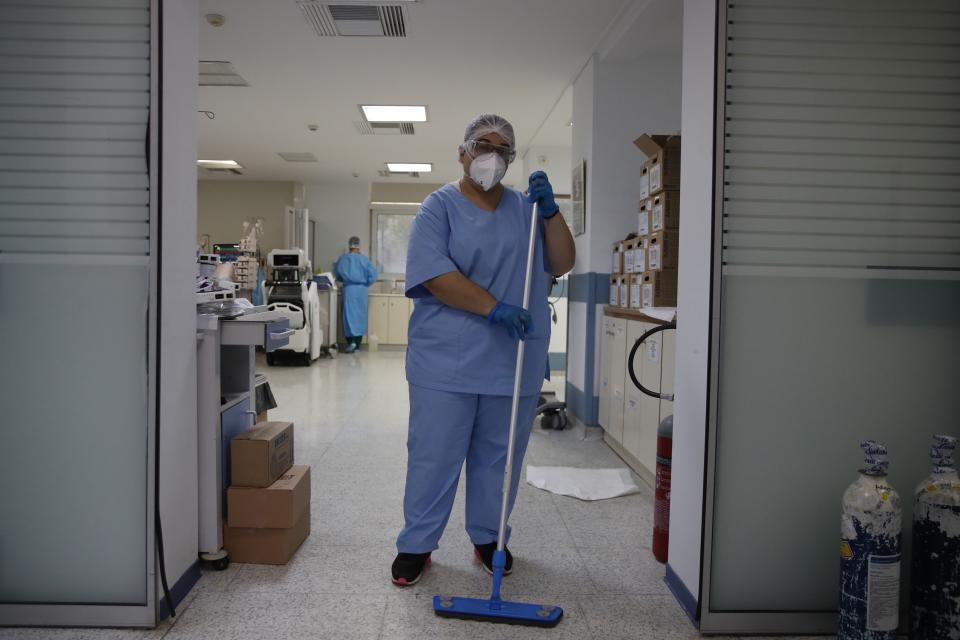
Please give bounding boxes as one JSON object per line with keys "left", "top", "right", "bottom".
{"left": 652, "top": 414, "right": 672, "bottom": 563}
{"left": 839, "top": 440, "right": 902, "bottom": 640}
{"left": 910, "top": 434, "right": 960, "bottom": 640}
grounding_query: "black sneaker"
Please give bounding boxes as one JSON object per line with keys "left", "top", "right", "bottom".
{"left": 391, "top": 552, "right": 431, "bottom": 587}
{"left": 473, "top": 542, "right": 513, "bottom": 575}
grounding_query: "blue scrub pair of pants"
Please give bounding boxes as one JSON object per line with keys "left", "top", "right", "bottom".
{"left": 396, "top": 383, "right": 539, "bottom": 554}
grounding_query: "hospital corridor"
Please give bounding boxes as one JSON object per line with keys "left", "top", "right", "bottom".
{"left": 1, "top": 0, "right": 959, "bottom": 638}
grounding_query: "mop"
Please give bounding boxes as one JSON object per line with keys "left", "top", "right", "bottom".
{"left": 432, "top": 201, "right": 564, "bottom": 628}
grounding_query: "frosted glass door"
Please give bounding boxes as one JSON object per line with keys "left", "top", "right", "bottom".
{"left": 0, "top": 0, "right": 154, "bottom": 621}
{"left": 705, "top": 0, "right": 960, "bottom": 628}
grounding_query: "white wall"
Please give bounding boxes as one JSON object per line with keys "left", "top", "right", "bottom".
{"left": 566, "top": 56, "right": 596, "bottom": 404}
{"left": 197, "top": 180, "right": 295, "bottom": 256}
{"left": 370, "top": 181, "right": 443, "bottom": 204}
{"left": 563, "top": 11, "right": 683, "bottom": 423}
{"left": 668, "top": 0, "right": 717, "bottom": 608}
{"left": 522, "top": 145, "right": 572, "bottom": 195}
{"left": 305, "top": 181, "right": 372, "bottom": 272}
{"left": 159, "top": 0, "right": 199, "bottom": 607}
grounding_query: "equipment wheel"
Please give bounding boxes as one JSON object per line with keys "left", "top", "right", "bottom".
{"left": 199, "top": 550, "right": 230, "bottom": 571}
{"left": 540, "top": 412, "right": 560, "bottom": 430}
{"left": 266, "top": 353, "right": 276, "bottom": 366}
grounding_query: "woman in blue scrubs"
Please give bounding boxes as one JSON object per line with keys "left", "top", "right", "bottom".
{"left": 335, "top": 236, "right": 378, "bottom": 353}
{"left": 392, "top": 114, "right": 576, "bottom": 586}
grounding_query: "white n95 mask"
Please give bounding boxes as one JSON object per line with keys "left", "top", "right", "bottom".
{"left": 468, "top": 152, "right": 507, "bottom": 191}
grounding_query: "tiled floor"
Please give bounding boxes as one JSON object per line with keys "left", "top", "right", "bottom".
{"left": 0, "top": 350, "right": 819, "bottom": 639}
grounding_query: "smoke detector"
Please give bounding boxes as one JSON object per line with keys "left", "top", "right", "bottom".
{"left": 205, "top": 13, "right": 225, "bottom": 27}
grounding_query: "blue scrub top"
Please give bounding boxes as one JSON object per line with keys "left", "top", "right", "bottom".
{"left": 405, "top": 183, "right": 551, "bottom": 397}
{"left": 335, "top": 252, "right": 378, "bottom": 337}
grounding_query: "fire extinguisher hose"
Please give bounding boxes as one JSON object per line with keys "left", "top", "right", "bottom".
{"left": 628, "top": 321, "right": 677, "bottom": 401}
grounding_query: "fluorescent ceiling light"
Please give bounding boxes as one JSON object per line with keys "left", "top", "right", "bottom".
{"left": 197, "top": 159, "right": 241, "bottom": 168}
{"left": 387, "top": 162, "right": 432, "bottom": 173}
{"left": 361, "top": 105, "right": 427, "bottom": 122}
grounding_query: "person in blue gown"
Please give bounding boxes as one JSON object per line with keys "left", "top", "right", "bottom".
{"left": 390, "top": 114, "right": 576, "bottom": 586}
{"left": 334, "top": 236, "right": 378, "bottom": 353}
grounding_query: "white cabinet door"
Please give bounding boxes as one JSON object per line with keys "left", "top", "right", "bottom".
{"left": 660, "top": 327, "right": 676, "bottom": 424}
{"left": 598, "top": 318, "right": 612, "bottom": 430}
{"left": 388, "top": 297, "right": 409, "bottom": 344}
{"left": 623, "top": 321, "right": 650, "bottom": 467}
{"left": 367, "top": 295, "right": 390, "bottom": 343}
{"left": 637, "top": 322, "right": 664, "bottom": 474}
{"left": 608, "top": 317, "right": 627, "bottom": 444}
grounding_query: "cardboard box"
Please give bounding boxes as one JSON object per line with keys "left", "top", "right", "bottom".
{"left": 223, "top": 506, "right": 310, "bottom": 565}
{"left": 634, "top": 134, "right": 681, "bottom": 195}
{"left": 228, "top": 465, "right": 310, "bottom": 529}
{"left": 612, "top": 241, "right": 623, "bottom": 274}
{"left": 231, "top": 421, "right": 294, "bottom": 488}
{"left": 618, "top": 277, "right": 629, "bottom": 309}
{"left": 639, "top": 165, "right": 650, "bottom": 199}
{"left": 647, "top": 229, "right": 680, "bottom": 271}
{"left": 650, "top": 190, "right": 680, "bottom": 232}
{"left": 609, "top": 276, "right": 620, "bottom": 306}
{"left": 642, "top": 270, "right": 678, "bottom": 308}
{"left": 623, "top": 238, "right": 639, "bottom": 274}
{"left": 629, "top": 274, "right": 643, "bottom": 310}
{"left": 638, "top": 199, "right": 651, "bottom": 237}
{"left": 634, "top": 243, "right": 646, "bottom": 274}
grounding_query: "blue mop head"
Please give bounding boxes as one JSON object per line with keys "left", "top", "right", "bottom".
{"left": 433, "top": 595, "right": 563, "bottom": 628}
{"left": 433, "top": 550, "right": 563, "bottom": 627}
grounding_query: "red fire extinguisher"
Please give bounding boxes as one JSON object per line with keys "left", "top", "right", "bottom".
{"left": 628, "top": 321, "right": 676, "bottom": 564}
{"left": 653, "top": 414, "right": 673, "bottom": 562}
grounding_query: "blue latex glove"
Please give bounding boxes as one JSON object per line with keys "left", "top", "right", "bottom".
{"left": 487, "top": 301, "right": 534, "bottom": 341}
{"left": 527, "top": 170, "right": 560, "bottom": 219}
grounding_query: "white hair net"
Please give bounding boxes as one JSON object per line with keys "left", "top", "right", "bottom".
{"left": 463, "top": 114, "right": 515, "bottom": 149}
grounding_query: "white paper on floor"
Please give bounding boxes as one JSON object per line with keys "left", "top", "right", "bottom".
{"left": 525, "top": 466, "right": 640, "bottom": 501}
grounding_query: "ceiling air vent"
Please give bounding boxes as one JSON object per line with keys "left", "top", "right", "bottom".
{"left": 277, "top": 152, "right": 318, "bottom": 162}
{"left": 354, "top": 121, "right": 415, "bottom": 135}
{"left": 199, "top": 61, "right": 248, "bottom": 86}
{"left": 298, "top": 2, "right": 407, "bottom": 37}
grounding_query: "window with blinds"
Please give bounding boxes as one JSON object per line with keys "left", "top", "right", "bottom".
{"left": 705, "top": 1, "right": 960, "bottom": 631}
{"left": 0, "top": 0, "right": 151, "bottom": 261}
{"left": 721, "top": 0, "right": 960, "bottom": 278}
{"left": 0, "top": 0, "right": 154, "bottom": 614}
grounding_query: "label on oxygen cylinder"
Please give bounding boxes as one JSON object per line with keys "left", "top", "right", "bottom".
{"left": 866, "top": 554, "right": 900, "bottom": 631}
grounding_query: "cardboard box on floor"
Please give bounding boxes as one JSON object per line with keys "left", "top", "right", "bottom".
{"left": 648, "top": 229, "right": 680, "bottom": 271}
{"left": 223, "top": 507, "right": 310, "bottom": 565}
{"left": 228, "top": 465, "right": 311, "bottom": 529}
{"left": 650, "top": 190, "right": 680, "bottom": 232}
{"left": 231, "top": 421, "right": 294, "bottom": 488}
{"left": 642, "top": 270, "right": 678, "bottom": 308}
{"left": 634, "top": 134, "right": 681, "bottom": 195}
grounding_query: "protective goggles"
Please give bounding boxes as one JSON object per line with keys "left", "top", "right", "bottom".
{"left": 463, "top": 139, "right": 516, "bottom": 163}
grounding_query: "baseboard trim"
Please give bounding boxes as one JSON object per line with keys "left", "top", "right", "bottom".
{"left": 665, "top": 563, "right": 699, "bottom": 628}
{"left": 158, "top": 560, "right": 201, "bottom": 621}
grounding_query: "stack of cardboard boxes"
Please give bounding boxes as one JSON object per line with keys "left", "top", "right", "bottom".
{"left": 609, "top": 133, "right": 680, "bottom": 310}
{"left": 224, "top": 421, "right": 311, "bottom": 564}
{"left": 637, "top": 134, "right": 680, "bottom": 308}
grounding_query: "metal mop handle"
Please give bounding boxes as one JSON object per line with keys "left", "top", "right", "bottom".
{"left": 496, "top": 201, "right": 540, "bottom": 552}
